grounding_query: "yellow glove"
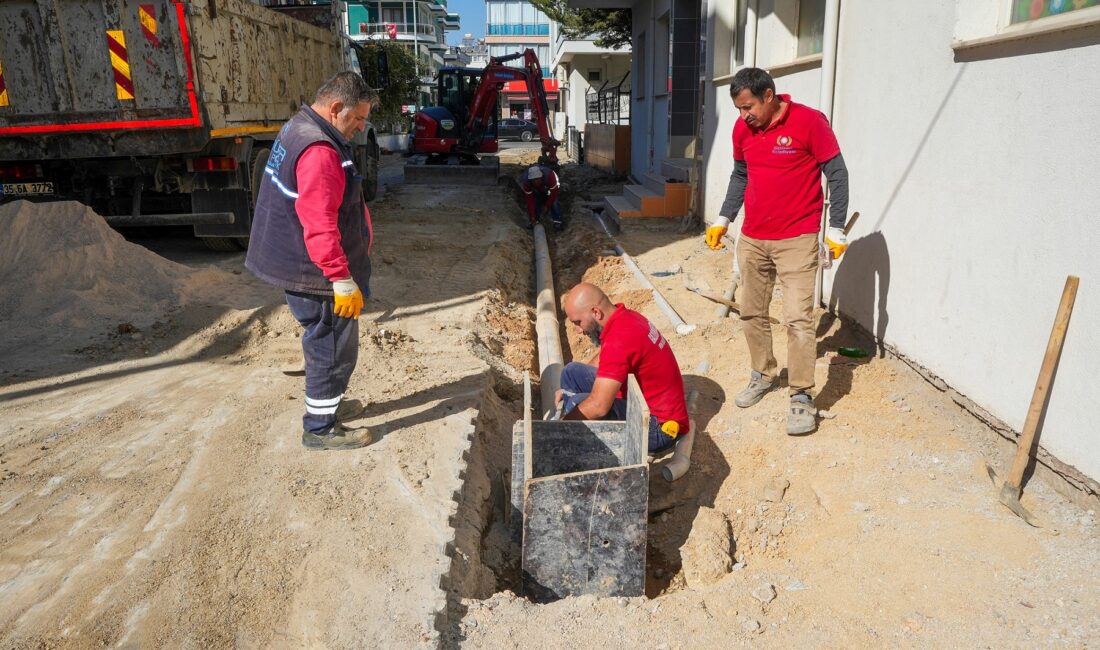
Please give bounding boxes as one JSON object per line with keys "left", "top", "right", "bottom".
{"left": 660, "top": 420, "right": 680, "bottom": 439}
{"left": 705, "top": 225, "right": 728, "bottom": 250}
{"left": 332, "top": 277, "right": 364, "bottom": 320}
{"left": 824, "top": 227, "right": 848, "bottom": 260}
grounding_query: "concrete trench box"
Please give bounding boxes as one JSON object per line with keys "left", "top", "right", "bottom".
{"left": 509, "top": 374, "right": 651, "bottom": 601}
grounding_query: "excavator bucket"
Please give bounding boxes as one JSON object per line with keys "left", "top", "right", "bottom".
{"left": 403, "top": 154, "right": 500, "bottom": 186}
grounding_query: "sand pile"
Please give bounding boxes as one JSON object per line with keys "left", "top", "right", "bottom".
{"left": 0, "top": 200, "right": 189, "bottom": 334}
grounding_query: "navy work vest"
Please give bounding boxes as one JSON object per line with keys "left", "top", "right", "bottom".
{"left": 245, "top": 106, "right": 371, "bottom": 296}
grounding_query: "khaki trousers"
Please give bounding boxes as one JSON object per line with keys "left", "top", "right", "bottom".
{"left": 736, "top": 233, "right": 818, "bottom": 394}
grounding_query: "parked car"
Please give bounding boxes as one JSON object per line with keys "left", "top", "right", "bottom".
{"left": 498, "top": 119, "right": 539, "bottom": 142}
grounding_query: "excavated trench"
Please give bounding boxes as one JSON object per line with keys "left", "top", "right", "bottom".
{"left": 434, "top": 173, "right": 707, "bottom": 644}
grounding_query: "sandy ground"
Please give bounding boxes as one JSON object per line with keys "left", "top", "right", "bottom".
{"left": 453, "top": 157, "right": 1100, "bottom": 648}
{"left": 2, "top": 147, "right": 1097, "bottom": 648}
{"left": 0, "top": 154, "right": 532, "bottom": 648}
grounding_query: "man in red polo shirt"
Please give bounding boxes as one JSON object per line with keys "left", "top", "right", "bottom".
{"left": 555, "top": 283, "right": 689, "bottom": 453}
{"left": 704, "top": 67, "right": 850, "bottom": 436}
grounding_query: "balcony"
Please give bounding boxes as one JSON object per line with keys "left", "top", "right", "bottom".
{"left": 487, "top": 23, "right": 551, "bottom": 36}
{"left": 353, "top": 22, "right": 438, "bottom": 43}
{"left": 441, "top": 12, "right": 461, "bottom": 30}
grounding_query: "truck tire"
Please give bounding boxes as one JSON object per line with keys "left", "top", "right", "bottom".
{"left": 358, "top": 139, "right": 380, "bottom": 202}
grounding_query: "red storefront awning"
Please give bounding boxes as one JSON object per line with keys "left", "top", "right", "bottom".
{"left": 501, "top": 79, "right": 559, "bottom": 95}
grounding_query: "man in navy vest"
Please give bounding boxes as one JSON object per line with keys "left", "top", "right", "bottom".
{"left": 246, "top": 73, "right": 379, "bottom": 450}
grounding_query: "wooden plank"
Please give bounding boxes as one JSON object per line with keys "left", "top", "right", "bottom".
{"left": 623, "top": 375, "right": 649, "bottom": 465}
{"left": 529, "top": 421, "right": 630, "bottom": 478}
{"left": 522, "top": 465, "right": 649, "bottom": 600}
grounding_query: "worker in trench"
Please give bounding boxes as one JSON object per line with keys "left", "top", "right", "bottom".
{"left": 520, "top": 163, "right": 564, "bottom": 231}
{"left": 245, "top": 72, "right": 379, "bottom": 451}
{"left": 704, "top": 67, "right": 851, "bottom": 436}
{"left": 553, "top": 283, "right": 690, "bottom": 454}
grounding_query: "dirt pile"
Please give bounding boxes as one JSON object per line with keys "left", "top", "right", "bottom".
{"left": 680, "top": 507, "right": 735, "bottom": 587}
{"left": 0, "top": 201, "right": 187, "bottom": 334}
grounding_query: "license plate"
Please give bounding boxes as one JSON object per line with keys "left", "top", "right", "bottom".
{"left": 1, "top": 182, "right": 54, "bottom": 196}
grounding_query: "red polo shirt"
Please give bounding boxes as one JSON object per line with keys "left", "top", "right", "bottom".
{"left": 733, "top": 94, "right": 840, "bottom": 240}
{"left": 596, "top": 305, "right": 689, "bottom": 432}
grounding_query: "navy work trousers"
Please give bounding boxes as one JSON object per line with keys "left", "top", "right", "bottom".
{"left": 558, "top": 361, "right": 675, "bottom": 452}
{"left": 285, "top": 291, "right": 359, "bottom": 434}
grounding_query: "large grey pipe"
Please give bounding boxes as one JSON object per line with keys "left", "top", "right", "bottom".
{"left": 533, "top": 223, "right": 563, "bottom": 419}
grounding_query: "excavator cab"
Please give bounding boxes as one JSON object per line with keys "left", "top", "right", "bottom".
{"left": 411, "top": 67, "right": 498, "bottom": 162}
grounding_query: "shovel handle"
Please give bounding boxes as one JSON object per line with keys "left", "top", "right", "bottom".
{"left": 1005, "top": 275, "right": 1079, "bottom": 491}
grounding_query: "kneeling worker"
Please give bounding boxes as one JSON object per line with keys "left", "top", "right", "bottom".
{"left": 520, "top": 163, "right": 563, "bottom": 231}
{"left": 557, "top": 283, "right": 689, "bottom": 453}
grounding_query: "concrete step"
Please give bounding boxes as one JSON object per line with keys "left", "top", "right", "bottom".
{"left": 623, "top": 184, "right": 664, "bottom": 214}
{"left": 661, "top": 157, "right": 694, "bottom": 183}
{"left": 603, "top": 195, "right": 640, "bottom": 225}
{"left": 643, "top": 172, "right": 667, "bottom": 195}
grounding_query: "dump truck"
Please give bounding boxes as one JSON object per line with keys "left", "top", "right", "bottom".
{"left": 0, "top": 0, "right": 380, "bottom": 251}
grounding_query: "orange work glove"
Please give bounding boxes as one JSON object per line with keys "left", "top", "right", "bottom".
{"left": 332, "top": 277, "right": 364, "bottom": 320}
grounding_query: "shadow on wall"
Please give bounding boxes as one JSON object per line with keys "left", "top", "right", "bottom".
{"left": 815, "top": 231, "right": 891, "bottom": 412}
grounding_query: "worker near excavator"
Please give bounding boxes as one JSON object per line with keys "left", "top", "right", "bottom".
{"left": 519, "top": 163, "right": 563, "bottom": 231}
{"left": 246, "top": 72, "right": 379, "bottom": 451}
{"left": 555, "top": 283, "right": 689, "bottom": 453}
{"left": 703, "top": 67, "right": 850, "bottom": 436}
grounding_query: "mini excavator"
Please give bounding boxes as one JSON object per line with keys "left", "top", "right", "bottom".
{"left": 404, "top": 48, "right": 559, "bottom": 185}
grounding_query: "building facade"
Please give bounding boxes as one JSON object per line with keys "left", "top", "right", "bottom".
{"left": 485, "top": 0, "right": 559, "bottom": 118}
{"left": 550, "top": 27, "right": 632, "bottom": 152}
{"left": 346, "top": 0, "right": 462, "bottom": 104}
{"left": 697, "top": 0, "right": 1099, "bottom": 486}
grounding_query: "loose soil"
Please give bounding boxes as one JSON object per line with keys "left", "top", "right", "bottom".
{"left": 452, "top": 157, "right": 1100, "bottom": 648}
{"left": 2, "top": 149, "right": 1097, "bottom": 648}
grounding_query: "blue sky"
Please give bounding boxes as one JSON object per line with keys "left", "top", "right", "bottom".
{"left": 445, "top": 0, "right": 486, "bottom": 44}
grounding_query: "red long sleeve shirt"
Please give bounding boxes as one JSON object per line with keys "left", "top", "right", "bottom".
{"left": 294, "top": 143, "right": 373, "bottom": 281}
{"left": 521, "top": 169, "right": 559, "bottom": 219}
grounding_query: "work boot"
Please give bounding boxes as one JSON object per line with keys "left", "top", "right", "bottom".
{"left": 335, "top": 398, "right": 367, "bottom": 422}
{"left": 787, "top": 392, "right": 817, "bottom": 436}
{"left": 734, "top": 370, "right": 776, "bottom": 408}
{"left": 301, "top": 423, "right": 374, "bottom": 451}
{"left": 553, "top": 220, "right": 565, "bottom": 232}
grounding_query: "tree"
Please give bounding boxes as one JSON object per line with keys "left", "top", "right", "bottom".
{"left": 527, "top": 1, "right": 631, "bottom": 50}
{"left": 354, "top": 41, "right": 420, "bottom": 126}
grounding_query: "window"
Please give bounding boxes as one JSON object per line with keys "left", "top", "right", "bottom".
{"left": 796, "top": 0, "right": 826, "bottom": 57}
{"left": 382, "top": 7, "right": 403, "bottom": 25}
{"left": 588, "top": 69, "right": 602, "bottom": 83}
{"left": 1011, "top": 0, "right": 1099, "bottom": 23}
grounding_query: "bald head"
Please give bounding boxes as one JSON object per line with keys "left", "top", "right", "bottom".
{"left": 564, "top": 283, "right": 617, "bottom": 342}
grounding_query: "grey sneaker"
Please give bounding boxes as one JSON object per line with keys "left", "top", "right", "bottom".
{"left": 735, "top": 370, "right": 777, "bottom": 408}
{"left": 302, "top": 423, "right": 374, "bottom": 450}
{"left": 787, "top": 393, "right": 817, "bottom": 436}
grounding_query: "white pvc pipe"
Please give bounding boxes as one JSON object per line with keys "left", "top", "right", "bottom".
{"left": 661, "top": 423, "right": 695, "bottom": 482}
{"left": 593, "top": 211, "right": 696, "bottom": 336}
{"left": 533, "top": 223, "right": 563, "bottom": 420}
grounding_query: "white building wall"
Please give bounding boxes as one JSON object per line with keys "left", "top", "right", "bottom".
{"left": 702, "top": 0, "right": 1100, "bottom": 481}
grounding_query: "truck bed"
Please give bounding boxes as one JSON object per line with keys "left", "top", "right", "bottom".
{"left": 0, "top": 0, "right": 341, "bottom": 160}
